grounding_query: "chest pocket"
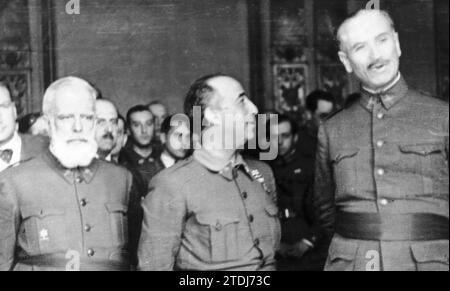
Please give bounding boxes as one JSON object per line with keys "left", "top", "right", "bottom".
{"left": 20, "top": 207, "right": 67, "bottom": 254}
{"left": 105, "top": 203, "right": 128, "bottom": 247}
{"left": 331, "top": 148, "right": 360, "bottom": 197}
{"left": 399, "top": 143, "right": 448, "bottom": 194}
{"left": 195, "top": 213, "right": 241, "bottom": 263}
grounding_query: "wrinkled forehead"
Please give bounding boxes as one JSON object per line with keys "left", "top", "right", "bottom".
{"left": 339, "top": 11, "right": 394, "bottom": 49}
{"left": 54, "top": 86, "right": 95, "bottom": 115}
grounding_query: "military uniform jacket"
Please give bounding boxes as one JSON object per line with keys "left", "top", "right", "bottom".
{"left": 0, "top": 150, "right": 133, "bottom": 271}
{"left": 314, "top": 76, "right": 449, "bottom": 271}
{"left": 138, "top": 150, "right": 281, "bottom": 271}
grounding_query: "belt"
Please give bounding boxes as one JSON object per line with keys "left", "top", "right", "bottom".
{"left": 336, "top": 212, "right": 449, "bottom": 241}
{"left": 17, "top": 254, "right": 130, "bottom": 271}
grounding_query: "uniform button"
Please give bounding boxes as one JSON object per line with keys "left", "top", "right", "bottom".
{"left": 80, "top": 199, "right": 88, "bottom": 207}
{"left": 84, "top": 224, "right": 92, "bottom": 232}
{"left": 242, "top": 191, "right": 248, "bottom": 199}
{"left": 254, "top": 238, "right": 260, "bottom": 246}
{"left": 75, "top": 177, "right": 83, "bottom": 183}
{"left": 376, "top": 140, "right": 384, "bottom": 148}
{"left": 87, "top": 248, "right": 95, "bottom": 257}
{"left": 377, "top": 168, "right": 385, "bottom": 176}
{"left": 248, "top": 215, "right": 254, "bottom": 223}
{"left": 379, "top": 199, "right": 389, "bottom": 206}
{"left": 377, "top": 112, "right": 384, "bottom": 119}
{"left": 138, "top": 159, "right": 144, "bottom": 165}
{"left": 215, "top": 222, "right": 222, "bottom": 231}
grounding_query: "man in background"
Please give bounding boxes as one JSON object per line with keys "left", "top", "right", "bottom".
{"left": 148, "top": 100, "right": 168, "bottom": 145}
{"left": 158, "top": 114, "right": 191, "bottom": 168}
{"left": 269, "top": 114, "right": 327, "bottom": 271}
{"left": 0, "top": 82, "right": 47, "bottom": 173}
{"left": 94, "top": 99, "right": 119, "bottom": 161}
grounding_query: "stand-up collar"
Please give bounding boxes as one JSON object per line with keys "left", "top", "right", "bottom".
{"left": 360, "top": 73, "right": 409, "bottom": 111}
{"left": 43, "top": 149, "right": 99, "bottom": 184}
{"left": 193, "top": 149, "right": 252, "bottom": 181}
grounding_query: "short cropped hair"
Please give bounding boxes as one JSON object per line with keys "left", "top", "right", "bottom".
{"left": 183, "top": 73, "right": 229, "bottom": 121}
{"left": 42, "top": 76, "right": 97, "bottom": 116}
{"left": 126, "top": 105, "right": 153, "bottom": 128}
{"left": 305, "top": 90, "right": 335, "bottom": 113}
{"left": 336, "top": 9, "right": 396, "bottom": 50}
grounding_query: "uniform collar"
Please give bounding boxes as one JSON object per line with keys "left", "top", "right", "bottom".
{"left": 193, "top": 149, "right": 252, "bottom": 181}
{"left": 360, "top": 73, "right": 408, "bottom": 111}
{"left": 43, "top": 149, "right": 99, "bottom": 184}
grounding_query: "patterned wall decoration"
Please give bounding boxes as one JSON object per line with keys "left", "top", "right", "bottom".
{"left": 271, "top": 0, "right": 308, "bottom": 116}
{"left": 314, "top": 0, "right": 349, "bottom": 107}
{"left": 0, "top": 0, "right": 31, "bottom": 116}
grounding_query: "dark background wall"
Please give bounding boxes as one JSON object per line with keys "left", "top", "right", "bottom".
{"left": 1, "top": 0, "right": 448, "bottom": 117}
{"left": 52, "top": 0, "right": 250, "bottom": 115}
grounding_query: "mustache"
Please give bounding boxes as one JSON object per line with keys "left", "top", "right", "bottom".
{"left": 368, "top": 60, "right": 389, "bottom": 70}
{"left": 102, "top": 132, "right": 114, "bottom": 140}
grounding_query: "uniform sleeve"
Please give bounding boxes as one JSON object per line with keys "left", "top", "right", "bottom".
{"left": 313, "top": 124, "right": 336, "bottom": 239}
{"left": 137, "top": 172, "right": 186, "bottom": 271}
{"left": 0, "top": 176, "right": 19, "bottom": 271}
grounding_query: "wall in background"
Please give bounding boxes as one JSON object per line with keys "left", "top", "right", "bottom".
{"left": 52, "top": 0, "right": 250, "bottom": 115}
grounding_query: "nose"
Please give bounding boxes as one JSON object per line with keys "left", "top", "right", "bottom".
{"left": 140, "top": 124, "right": 147, "bottom": 135}
{"left": 369, "top": 43, "right": 382, "bottom": 60}
{"left": 73, "top": 115, "right": 83, "bottom": 133}
{"left": 246, "top": 99, "right": 259, "bottom": 116}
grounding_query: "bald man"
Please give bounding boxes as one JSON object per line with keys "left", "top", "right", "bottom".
{"left": 314, "top": 9, "right": 449, "bottom": 271}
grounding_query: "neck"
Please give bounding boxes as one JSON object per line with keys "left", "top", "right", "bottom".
{"left": 132, "top": 144, "right": 153, "bottom": 158}
{"left": 97, "top": 149, "right": 112, "bottom": 160}
{"left": 363, "top": 72, "right": 401, "bottom": 93}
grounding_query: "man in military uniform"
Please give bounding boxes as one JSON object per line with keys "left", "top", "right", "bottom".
{"left": 0, "top": 82, "right": 47, "bottom": 172}
{"left": 314, "top": 9, "right": 449, "bottom": 271}
{"left": 269, "top": 114, "right": 327, "bottom": 271}
{"left": 0, "top": 77, "right": 132, "bottom": 271}
{"left": 138, "top": 74, "right": 281, "bottom": 271}
{"left": 119, "top": 105, "right": 164, "bottom": 190}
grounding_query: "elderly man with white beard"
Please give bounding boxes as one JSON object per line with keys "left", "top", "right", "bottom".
{"left": 0, "top": 76, "right": 133, "bottom": 271}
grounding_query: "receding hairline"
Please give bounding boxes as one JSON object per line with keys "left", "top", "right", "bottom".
{"left": 337, "top": 9, "right": 396, "bottom": 50}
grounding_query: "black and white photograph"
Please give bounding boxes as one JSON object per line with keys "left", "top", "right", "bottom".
{"left": 0, "top": 0, "right": 448, "bottom": 278}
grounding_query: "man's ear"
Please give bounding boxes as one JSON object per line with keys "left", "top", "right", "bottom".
{"left": 122, "top": 134, "right": 128, "bottom": 147}
{"left": 394, "top": 32, "right": 402, "bottom": 57}
{"left": 160, "top": 133, "right": 167, "bottom": 145}
{"left": 293, "top": 133, "right": 299, "bottom": 144}
{"left": 338, "top": 51, "right": 353, "bottom": 73}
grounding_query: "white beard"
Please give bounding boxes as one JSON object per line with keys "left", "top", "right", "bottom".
{"left": 49, "top": 131, "right": 98, "bottom": 169}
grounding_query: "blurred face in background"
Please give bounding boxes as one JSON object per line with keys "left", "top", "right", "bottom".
{"left": 148, "top": 103, "right": 168, "bottom": 139}
{"left": 161, "top": 120, "right": 190, "bottom": 159}
{"left": 271, "top": 120, "right": 297, "bottom": 157}
{"left": 0, "top": 86, "right": 17, "bottom": 146}
{"left": 129, "top": 110, "right": 154, "bottom": 148}
{"left": 95, "top": 100, "right": 118, "bottom": 157}
{"left": 48, "top": 84, "right": 98, "bottom": 168}
{"left": 315, "top": 99, "right": 334, "bottom": 121}
{"left": 111, "top": 118, "right": 127, "bottom": 156}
